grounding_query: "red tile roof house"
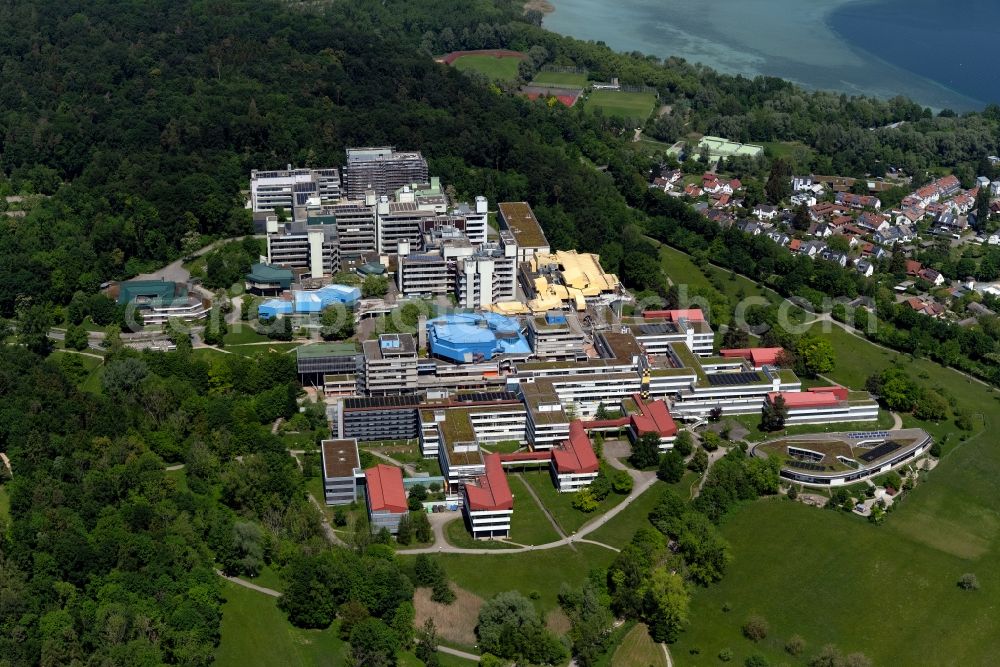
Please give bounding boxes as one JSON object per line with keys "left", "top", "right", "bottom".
{"left": 720, "top": 347, "right": 784, "bottom": 368}
{"left": 766, "top": 385, "right": 879, "bottom": 425}
{"left": 641, "top": 308, "right": 705, "bottom": 322}
{"left": 364, "top": 464, "right": 408, "bottom": 535}
{"left": 626, "top": 394, "right": 678, "bottom": 453}
{"left": 905, "top": 259, "right": 923, "bottom": 277}
{"left": 462, "top": 453, "right": 514, "bottom": 539}
{"left": 550, "top": 421, "right": 600, "bottom": 492}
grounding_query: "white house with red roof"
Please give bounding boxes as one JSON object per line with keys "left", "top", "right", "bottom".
{"left": 550, "top": 421, "right": 600, "bottom": 491}
{"left": 462, "top": 453, "right": 514, "bottom": 539}
{"left": 626, "top": 394, "right": 678, "bottom": 452}
{"left": 364, "top": 464, "right": 409, "bottom": 534}
{"left": 720, "top": 347, "right": 783, "bottom": 369}
{"left": 766, "top": 386, "right": 879, "bottom": 425}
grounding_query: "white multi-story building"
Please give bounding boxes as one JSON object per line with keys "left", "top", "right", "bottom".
{"left": 345, "top": 147, "right": 428, "bottom": 199}
{"left": 251, "top": 167, "right": 341, "bottom": 218}
{"left": 265, "top": 216, "right": 340, "bottom": 279}
{"left": 361, "top": 334, "right": 419, "bottom": 396}
{"left": 462, "top": 453, "right": 513, "bottom": 539}
{"left": 767, "top": 387, "right": 880, "bottom": 424}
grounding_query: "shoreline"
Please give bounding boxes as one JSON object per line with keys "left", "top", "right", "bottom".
{"left": 524, "top": 0, "right": 555, "bottom": 14}
{"left": 539, "top": 0, "right": 984, "bottom": 111}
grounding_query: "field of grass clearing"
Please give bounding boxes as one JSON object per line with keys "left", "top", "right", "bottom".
{"left": 585, "top": 90, "right": 656, "bottom": 121}
{"left": 452, "top": 54, "right": 521, "bottom": 81}
{"left": 612, "top": 623, "right": 667, "bottom": 667}
{"left": 531, "top": 70, "right": 588, "bottom": 87}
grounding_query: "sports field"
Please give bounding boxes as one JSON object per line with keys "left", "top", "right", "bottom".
{"left": 531, "top": 70, "right": 588, "bottom": 87}
{"left": 585, "top": 90, "right": 656, "bottom": 121}
{"left": 451, "top": 54, "right": 521, "bottom": 81}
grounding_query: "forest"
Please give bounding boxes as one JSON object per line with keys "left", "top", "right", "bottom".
{"left": 2, "top": 0, "right": 1000, "bottom": 664}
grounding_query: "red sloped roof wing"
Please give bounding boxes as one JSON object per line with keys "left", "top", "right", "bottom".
{"left": 553, "top": 421, "right": 599, "bottom": 474}
{"left": 365, "top": 464, "right": 407, "bottom": 513}
{"left": 464, "top": 453, "right": 513, "bottom": 511}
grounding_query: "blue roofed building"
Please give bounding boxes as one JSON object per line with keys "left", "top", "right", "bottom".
{"left": 258, "top": 284, "right": 361, "bottom": 319}
{"left": 427, "top": 312, "right": 532, "bottom": 363}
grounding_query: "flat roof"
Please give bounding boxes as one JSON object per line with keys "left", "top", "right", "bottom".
{"left": 297, "top": 343, "right": 359, "bottom": 359}
{"left": 498, "top": 202, "right": 549, "bottom": 248}
{"left": 321, "top": 439, "right": 360, "bottom": 478}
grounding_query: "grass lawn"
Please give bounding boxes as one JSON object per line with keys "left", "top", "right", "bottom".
{"left": 423, "top": 543, "right": 618, "bottom": 616}
{"left": 444, "top": 517, "right": 520, "bottom": 550}
{"left": 236, "top": 564, "right": 284, "bottom": 593}
{"left": 658, "top": 243, "right": 715, "bottom": 293}
{"left": 227, "top": 342, "right": 303, "bottom": 356}
{"left": 222, "top": 327, "right": 270, "bottom": 346}
{"left": 612, "top": 623, "right": 666, "bottom": 667}
{"left": 729, "top": 409, "right": 896, "bottom": 443}
{"left": 215, "top": 581, "right": 347, "bottom": 667}
{"left": 531, "top": 70, "right": 588, "bottom": 87}
{"left": 452, "top": 54, "right": 521, "bottom": 81}
{"left": 585, "top": 90, "right": 656, "bottom": 121}
{"left": 81, "top": 316, "right": 107, "bottom": 333}
{"left": 509, "top": 475, "right": 562, "bottom": 546}
{"left": 518, "top": 471, "right": 626, "bottom": 535}
{"left": 672, "top": 318, "right": 1000, "bottom": 664}
{"left": 586, "top": 475, "right": 696, "bottom": 547}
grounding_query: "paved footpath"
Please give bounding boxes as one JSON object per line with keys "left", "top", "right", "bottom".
{"left": 215, "top": 570, "right": 281, "bottom": 597}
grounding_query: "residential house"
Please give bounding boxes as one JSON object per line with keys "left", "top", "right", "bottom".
{"left": 856, "top": 259, "right": 874, "bottom": 277}
{"left": 737, "top": 220, "right": 762, "bottom": 235}
{"left": 791, "top": 193, "right": 816, "bottom": 207}
{"left": 820, "top": 249, "right": 848, "bottom": 267}
{"left": 753, "top": 204, "right": 779, "bottom": 221}
{"left": 835, "top": 192, "right": 882, "bottom": 210}
{"left": 684, "top": 184, "right": 703, "bottom": 197}
{"left": 918, "top": 268, "right": 945, "bottom": 286}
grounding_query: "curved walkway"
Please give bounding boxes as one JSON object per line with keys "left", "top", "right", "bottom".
{"left": 398, "top": 467, "right": 657, "bottom": 555}
{"left": 215, "top": 570, "right": 281, "bottom": 597}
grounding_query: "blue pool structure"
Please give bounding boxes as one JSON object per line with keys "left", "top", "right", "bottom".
{"left": 426, "top": 312, "right": 531, "bottom": 363}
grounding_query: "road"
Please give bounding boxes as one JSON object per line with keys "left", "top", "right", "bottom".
{"left": 132, "top": 235, "right": 259, "bottom": 284}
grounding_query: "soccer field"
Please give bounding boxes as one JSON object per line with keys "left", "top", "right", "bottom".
{"left": 451, "top": 54, "right": 521, "bottom": 81}
{"left": 585, "top": 90, "right": 656, "bottom": 121}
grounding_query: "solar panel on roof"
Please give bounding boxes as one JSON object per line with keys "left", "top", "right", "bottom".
{"left": 637, "top": 323, "right": 679, "bottom": 335}
{"left": 294, "top": 182, "right": 316, "bottom": 192}
{"left": 456, "top": 391, "right": 519, "bottom": 403}
{"left": 706, "top": 371, "right": 763, "bottom": 386}
{"left": 343, "top": 395, "right": 421, "bottom": 410}
{"left": 859, "top": 441, "right": 900, "bottom": 463}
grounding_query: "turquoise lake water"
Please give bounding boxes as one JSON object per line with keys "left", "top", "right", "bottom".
{"left": 544, "top": 0, "right": 994, "bottom": 110}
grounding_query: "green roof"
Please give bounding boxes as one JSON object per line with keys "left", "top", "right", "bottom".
{"left": 296, "top": 343, "right": 359, "bottom": 359}
{"left": 247, "top": 263, "right": 293, "bottom": 285}
{"left": 117, "top": 280, "right": 180, "bottom": 305}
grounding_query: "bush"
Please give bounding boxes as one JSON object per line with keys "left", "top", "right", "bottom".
{"left": 785, "top": 634, "right": 806, "bottom": 656}
{"left": 744, "top": 655, "right": 769, "bottom": 667}
{"left": 673, "top": 431, "right": 694, "bottom": 457}
{"left": 742, "top": 615, "right": 769, "bottom": 642}
{"left": 958, "top": 573, "right": 980, "bottom": 590}
{"left": 718, "top": 648, "right": 733, "bottom": 662}
{"left": 702, "top": 431, "right": 722, "bottom": 452}
{"left": 572, "top": 488, "right": 599, "bottom": 512}
{"left": 929, "top": 441, "right": 942, "bottom": 457}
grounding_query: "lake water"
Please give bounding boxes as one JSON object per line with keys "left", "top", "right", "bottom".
{"left": 544, "top": 0, "right": 997, "bottom": 110}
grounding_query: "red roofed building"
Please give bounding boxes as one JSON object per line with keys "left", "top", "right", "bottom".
{"left": 766, "top": 385, "right": 878, "bottom": 425}
{"left": 364, "top": 464, "right": 408, "bottom": 534}
{"left": 789, "top": 239, "right": 802, "bottom": 252}
{"left": 551, "top": 421, "right": 600, "bottom": 491}
{"left": 641, "top": 308, "right": 706, "bottom": 322}
{"left": 720, "top": 347, "right": 784, "bottom": 368}
{"left": 462, "top": 453, "right": 514, "bottom": 539}
{"left": 627, "top": 394, "right": 678, "bottom": 452}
